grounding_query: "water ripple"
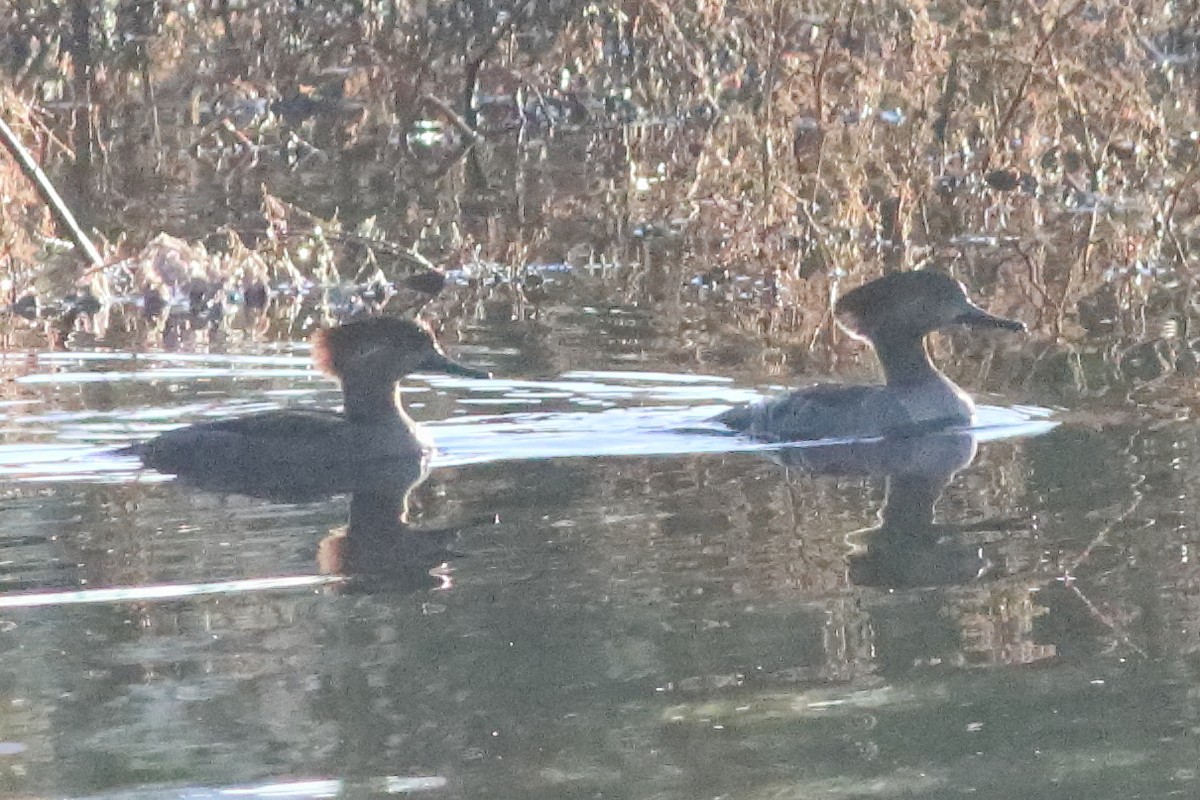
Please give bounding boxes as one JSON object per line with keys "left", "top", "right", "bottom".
{"left": 0, "top": 368, "right": 1057, "bottom": 485}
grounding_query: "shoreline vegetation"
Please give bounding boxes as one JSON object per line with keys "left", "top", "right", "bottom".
{"left": 1, "top": 1, "right": 1198, "bottom": 375}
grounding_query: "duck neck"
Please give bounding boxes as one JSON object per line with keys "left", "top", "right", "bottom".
{"left": 339, "top": 375, "right": 410, "bottom": 425}
{"left": 871, "top": 330, "right": 944, "bottom": 387}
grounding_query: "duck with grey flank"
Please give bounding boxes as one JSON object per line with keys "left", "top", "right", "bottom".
{"left": 717, "top": 270, "right": 1025, "bottom": 441}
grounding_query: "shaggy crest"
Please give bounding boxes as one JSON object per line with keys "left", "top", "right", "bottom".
{"left": 835, "top": 270, "right": 966, "bottom": 339}
{"left": 313, "top": 317, "right": 434, "bottom": 376}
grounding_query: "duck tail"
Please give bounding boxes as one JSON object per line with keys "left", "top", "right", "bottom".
{"left": 713, "top": 404, "right": 752, "bottom": 431}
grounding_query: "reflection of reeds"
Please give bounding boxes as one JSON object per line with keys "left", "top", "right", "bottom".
{"left": 1, "top": 0, "right": 1196, "bottom": 344}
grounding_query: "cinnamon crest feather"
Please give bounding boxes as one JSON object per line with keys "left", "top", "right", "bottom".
{"left": 312, "top": 317, "right": 436, "bottom": 377}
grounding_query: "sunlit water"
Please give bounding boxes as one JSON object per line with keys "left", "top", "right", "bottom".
{"left": 0, "top": 320, "right": 1195, "bottom": 800}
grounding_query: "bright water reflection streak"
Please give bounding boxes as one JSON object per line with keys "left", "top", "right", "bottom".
{"left": 0, "top": 575, "right": 342, "bottom": 609}
{"left": 0, "top": 351, "right": 1059, "bottom": 481}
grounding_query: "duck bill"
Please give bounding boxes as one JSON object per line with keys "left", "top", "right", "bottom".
{"left": 421, "top": 351, "right": 491, "bottom": 379}
{"left": 955, "top": 305, "right": 1026, "bottom": 332}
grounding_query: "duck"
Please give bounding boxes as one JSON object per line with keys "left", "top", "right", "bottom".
{"left": 717, "top": 270, "right": 1025, "bottom": 441}
{"left": 123, "top": 316, "right": 489, "bottom": 497}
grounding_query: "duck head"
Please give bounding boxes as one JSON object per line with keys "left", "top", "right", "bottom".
{"left": 314, "top": 317, "right": 490, "bottom": 383}
{"left": 835, "top": 270, "right": 1025, "bottom": 342}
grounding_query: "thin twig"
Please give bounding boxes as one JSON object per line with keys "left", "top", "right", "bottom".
{"left": 1066, "top": 583, "right": 1148, "bottom": 659}
{"left": 759, "top": 0, "right": 785, "bottom": 210}
{"left": 0, "top": 115, "right": 104, "bottom": 268}
{"left": 1163, "top": 146, "right": 1200, "bottom": 233}
{"left": 985, "top": 0, "right": 1089, "bottom": 173}
{"left": 421, "top": 94, "right": 483, "bottom": 143}
{"left": 462, "top": 3, "right": 530, "bottom": 129}
{"left": 811, "top": 1, "right": 846, "bottom": 125}
{"left": 237, "top": 220, "right": 439, "bottom": 274}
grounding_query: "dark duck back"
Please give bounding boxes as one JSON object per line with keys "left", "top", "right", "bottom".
{"left": 124, "top": 317, "right": 489, "bottom": 497}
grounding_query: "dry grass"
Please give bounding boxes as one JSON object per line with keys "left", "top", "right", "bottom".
{"left": 1, "top": 0, "right": 1198, "bottom": 350}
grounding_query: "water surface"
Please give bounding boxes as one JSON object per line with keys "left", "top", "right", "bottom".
{"left": 0, "top": 312, "right": 1194, "bottom": 800}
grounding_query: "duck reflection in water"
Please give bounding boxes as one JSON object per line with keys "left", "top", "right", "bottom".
{"left": 779, "top": 432, "right": 1024, "bottom": 590}
{"left": 117, "top": 316, "right": 492, "bottom": 590}
{"left": 317, "top": 459, "right": 487, "bottom": 593}
{"left": 122, "top": 316, "right": 489, "bottom": 500}
{"left": 718, "top": 269, "right": 1030, "bottom": 587}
